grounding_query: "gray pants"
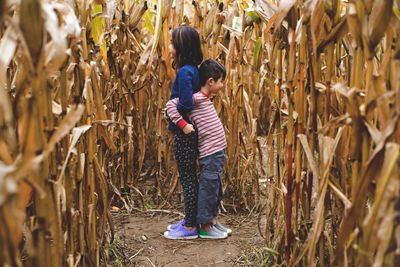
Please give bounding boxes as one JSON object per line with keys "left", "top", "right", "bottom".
{"left": 197, "top": 150, "right": 225, "bottom": 224}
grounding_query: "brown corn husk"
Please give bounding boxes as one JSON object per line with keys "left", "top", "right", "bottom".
{"left": 0, "top": 1, "right": 399, "bottom": 266}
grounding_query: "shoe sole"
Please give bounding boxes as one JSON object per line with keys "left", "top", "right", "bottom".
{"left": 163, "top": 231, "right": 198, "bottom": 240}
{"left": 216, "top": 229, "right": 232, "bottom": 235}
{"left": 199, "top": 234, "right": 228, "bottom": 239}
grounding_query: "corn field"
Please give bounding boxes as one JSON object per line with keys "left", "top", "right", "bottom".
{"left": 0, "top": 0, "right": 399, "bottom": 266}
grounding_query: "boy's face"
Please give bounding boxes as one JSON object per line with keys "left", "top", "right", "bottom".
{"left": 209, "top": 77, "right": 225, "bottom": 94}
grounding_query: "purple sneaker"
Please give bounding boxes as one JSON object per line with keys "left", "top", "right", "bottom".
{"left": 164, "top": 224, "right": 198, "bottom": 240}
{"left": 167, "top": 219, "right": 185, "bottom": 230}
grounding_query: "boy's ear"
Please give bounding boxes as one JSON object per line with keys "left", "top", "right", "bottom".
{"left": 206, "top": 77, "right": 215, "bottom": 85}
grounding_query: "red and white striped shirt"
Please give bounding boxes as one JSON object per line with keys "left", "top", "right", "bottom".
{"left": 166, "top": 90, "right": 226, "bottom": 158}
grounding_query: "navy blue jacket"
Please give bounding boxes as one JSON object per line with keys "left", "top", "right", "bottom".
{"left": 168, "top": 65, "right": 200, "bottom": 133}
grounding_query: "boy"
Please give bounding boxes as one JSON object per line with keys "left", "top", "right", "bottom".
{"left": 165, "top": 59, "right": 231, "bottom": 239}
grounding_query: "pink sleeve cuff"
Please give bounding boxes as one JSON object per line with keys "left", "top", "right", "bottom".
{"left": 177, "top": 119, "right": 188, "bottom": 129}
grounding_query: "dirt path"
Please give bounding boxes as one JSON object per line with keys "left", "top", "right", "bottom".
{"left": 113, "top": 211, "right": 264, "bottom": 266}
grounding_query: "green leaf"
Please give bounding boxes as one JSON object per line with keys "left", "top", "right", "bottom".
{"left": 393, "top": 3, "right": 400, "bottom": 19}
{"left": 91, "top": 3, "right": 107, "bottom": 61}
{"left": 144, "top": 11, "right": 155, "bottom": 35}
{"left": 246, "top": 8, "right": 260, "bottom": 22}
{"left": 253, "top": 36, "right": 262, "bottom": 67}
{"left": 150, "top": 0, "right": 162, "bottom": 57}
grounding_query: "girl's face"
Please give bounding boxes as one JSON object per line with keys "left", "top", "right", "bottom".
{"left": 169, "top": 40, "right": 176, "bottom": 60}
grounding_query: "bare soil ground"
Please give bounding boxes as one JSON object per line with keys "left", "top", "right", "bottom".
{"left": 112, "top": 211, "right": 264, "bottom": 266}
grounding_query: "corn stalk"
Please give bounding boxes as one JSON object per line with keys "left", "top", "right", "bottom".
{"left": 0, "top": 0, "right": 399, "bottom": 266}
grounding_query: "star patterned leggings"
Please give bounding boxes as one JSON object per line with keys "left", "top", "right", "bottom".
{"left": 173, "top": 129, "right": 198, "bottom": 227}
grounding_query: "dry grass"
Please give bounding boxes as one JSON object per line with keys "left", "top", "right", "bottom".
{"left": 0, "top": 0, "right": 399, "bottom": 266}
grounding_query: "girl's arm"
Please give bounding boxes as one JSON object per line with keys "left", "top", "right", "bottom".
{"left": 166, "top": 98, "right": 189, "bottom": 129}
{"left": 176, "top": 67, "right": 195, "bottom": 115}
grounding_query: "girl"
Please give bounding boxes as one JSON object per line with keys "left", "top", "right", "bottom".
{"left": 164, "top": 26, "right": 203, "bottom": 239}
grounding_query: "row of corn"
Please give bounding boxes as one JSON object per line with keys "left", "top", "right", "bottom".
{"left": 0, "top": 0, "right": 399, "bottom": 266}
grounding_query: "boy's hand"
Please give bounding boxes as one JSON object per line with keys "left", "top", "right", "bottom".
{"left": 182, "top": 124, "right": 195, "bottom": 134}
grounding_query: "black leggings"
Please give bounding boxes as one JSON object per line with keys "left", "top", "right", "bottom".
{"left": 173, "top": 130, "right": 198, "bottom": 227}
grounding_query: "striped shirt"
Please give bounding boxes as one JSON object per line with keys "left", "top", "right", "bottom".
{"left": 166, "top": 90, "right": 226, "bottom": 158}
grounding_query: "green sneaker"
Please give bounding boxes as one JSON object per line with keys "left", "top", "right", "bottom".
{"left": 199, "top": 226, "right": 228, "bottom": 239}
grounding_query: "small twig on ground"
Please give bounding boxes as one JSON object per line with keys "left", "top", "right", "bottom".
{"left": 223, "top": 203, "right": 237, "bottom": 213}
{"left": 146, "top": 257, "right": 156, "bottom": 267}
{"left": 239, "top": 216, "right": 252, "bottom": 225}
{"left": 129, "top": 247, "right": 144, "bottom": 260}
{"left": 248, "top": 205, "right": 259, "bottom": 217}
{"left": 171, "top": 243, "right": 195, "bottom": 254}
{"left": 145, "top": 209, "right": 184, "bottom": 216}
{"left": 193, "top": 260, "right": 226, "bottom": 266}
{"left": 220, "top": 201, "right": 227, "bottom": 213}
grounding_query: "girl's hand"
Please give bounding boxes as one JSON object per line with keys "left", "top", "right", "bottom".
{"left": 182, "top": 124, "right": 195, "bottom": 134}
{"left": 162, "top": 108, "right": 169, "bottom": 120}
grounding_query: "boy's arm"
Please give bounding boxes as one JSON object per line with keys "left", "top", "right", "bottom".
{"left": 166, "top": 98, "right": 189, "bottom": 129}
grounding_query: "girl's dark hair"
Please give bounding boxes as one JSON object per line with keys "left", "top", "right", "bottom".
{"left": 172, "top": 26, "right": 203, "bottom": 68}
{"left": 199, "top": 59, "right": 227, "bottom": 86}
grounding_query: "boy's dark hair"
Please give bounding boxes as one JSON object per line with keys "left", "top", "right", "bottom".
{"left": 172, "top": 26, "right": 203, "bottom": 68}
{"left": 199, "top": 59, "right": 227, "bottom": 86}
